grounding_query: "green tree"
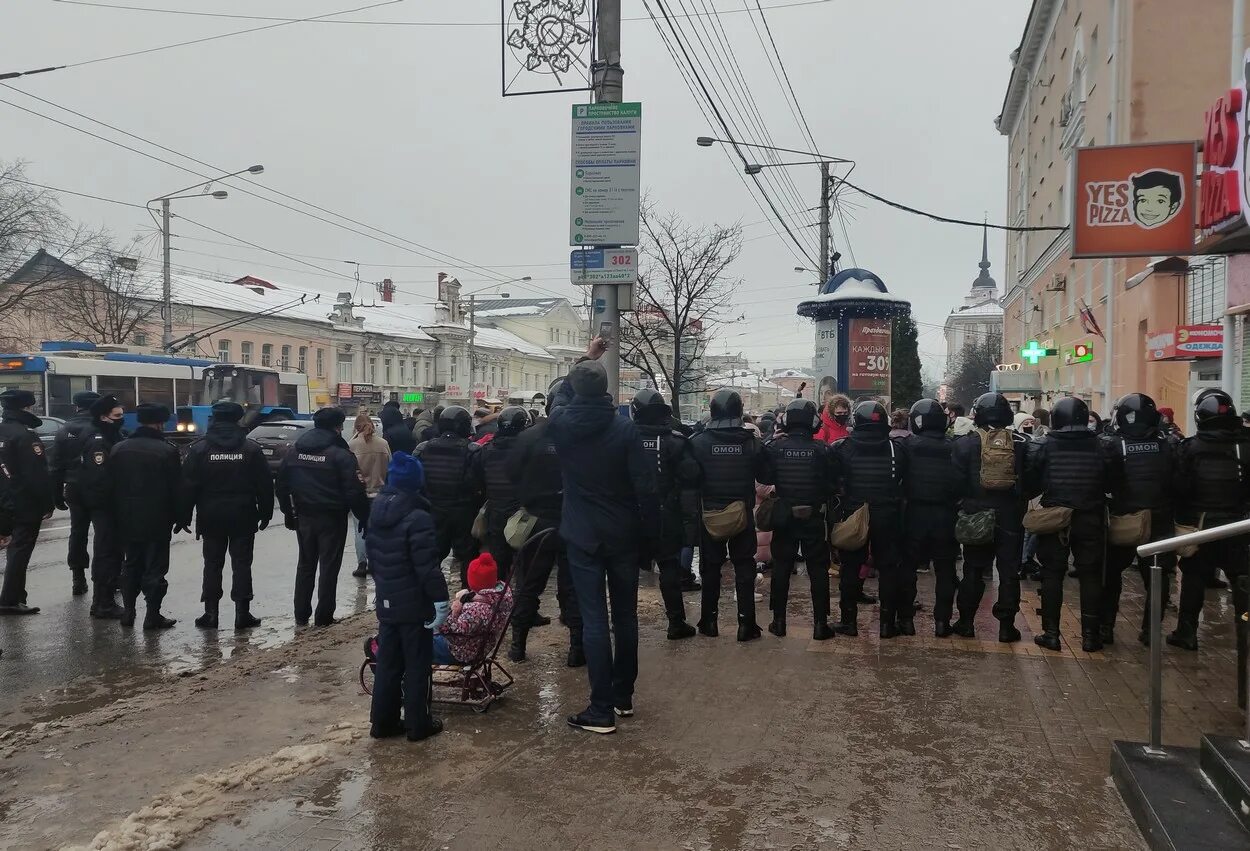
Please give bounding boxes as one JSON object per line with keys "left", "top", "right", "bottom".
{"left": 948, "top": 330, "right": 1003, "bottom": 409}
{"left": 890, "top": 310, "right": 923, "bottom": 409}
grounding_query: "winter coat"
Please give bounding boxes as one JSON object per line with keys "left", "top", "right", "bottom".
{"left": 275, "top": 427, "right": 370, "bottom": 522}
{"left": 348, "top": 432, "right": 391, "bottom": 496}
{"left": 815, "top": 408, "right": 850, "bottom": 444}
{"left": 75, "top": 420, "right": 124, "bottom": 511}
{"left": 414, "top": 434, "right": 483, "bottom": 514}
{"left": 951, "top": 428, "right": 1028, "bottom": 518}
{"left": 49, "top": 411, "right": 94, "bottom": 499}
{"left": 380, "top": 406, "right": 417, "bottom": 456}
{"left": 107, "top": 427, "right": 182, "bottom": 542}
{"left": 411, "top": 409, "right": 436, "bottom": 442}
{"left": 688, "top": 426, "right": 765, "bottom": 511}
{"left": 180, "top": 422, "right": 274, "bottom": 536}
{"left": 0, "top": 410, "right": 54, "bottom": 522}
{"left": 508, "top": 419, "right": 564, "bottom": 528}
{"left": 366, "top": 485, "right": 450, "bottom": 624}
{"left": 831, "top": 427, "right": 907, "bottom": 511}
{"left": 548, "top": 394, "right": 658, "bottom": 551}
{"left": 474, "top": 433, "right": 521, "bottom": 533}
{"left": 0, "top": 459, "right": 16, "bottom": 537}
{"left": 1173, "top": 426, "right": 1250, "bottom": 523}
{"left": 1024, "top": 430, "right": 1110, "bottom": 512}
{"left": 440, "top": 584, "right": 514, "bottom": 663}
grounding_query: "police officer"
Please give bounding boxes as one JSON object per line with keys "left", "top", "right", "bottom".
{"left": 76, "top": 394, "right": 128, "bottom": 619}
{"left": 180, "top": 401, "right": 274, "bottom": 630}
{"left": 473, "top": 406, "right": 528, "bottom": 582}
{"left": 0, "top": 390, "right": 55, "bottom": 615}
{"left": 688, "top": 389, "right": 766, "bottom": 641}
{"left": 1100, "top": 393, "right": 1175, "bottom": 646}
{"left": 507, "top": 384, "right": 584, "bottom": 665}
{"left": 950, "top": 393, "right": 1029, "bottom": 642}
{"left": 631, "top": 389, "right": 701, "bottom": 640}
{"left": 831, "top": 401, "right": 908, "bottom": 637}
{"left": 275, "top": 407, "right": 370, "bottom": 626}
{"left": 759, "top": 398, "right": 836, "bottom": 640}
{"left": 1025, "top": 396, "right": 1111, "bottom": 652}
{"left": 106, "top": 404, "right": 181, "bottom": 629}
{"left": 415, "top": 405, "right": 484, "bottom": 587}
{"left": 1169, "top": 390, "right": 1250, "bottom": 651}
{"left": 49, "top": 390, "right": 100, "bottom": 596}
{"left": 903, "top": 398, "right": 962, "bottom": 638}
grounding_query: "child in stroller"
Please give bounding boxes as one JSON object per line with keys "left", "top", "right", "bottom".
{"left": 434, "top": 553, "right": 514, "bottom": 665}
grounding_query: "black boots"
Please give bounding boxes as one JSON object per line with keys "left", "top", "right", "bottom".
{"left": 508, "top": 626, "right": 529, "bottom": 662}
{"left": 812, "top": 620, "right": 835, "bottom": 641}
{"left": 897, "top": 617, "right": 916, "bottom": 637}
{"left": 1099, "top": 623, "right": 1115, "bottom": 646}
{"left": 767, "top": 615, "right": 786, "bottom": 637}
{"left": 696, "top": 617, "right": 718, "bottom": 637}
{"left": 352, "top": 560, "right": 368, "bottom": 578}
{"left": 1081, "top": 616, "right": 1103, "bottom": 653}
{"left": 998, "top": 620, "right": 1021, "bottom": 644}
{"left": 1167, "top": 619, "right": 1199, "bottom": 651}
{"left": 952, "top": 618, "right": 976, "bottom": 638}
{"left": 667, "top": 619, "right": 696, "bottom": 640}
{"left": 1034, "top": 618, "right": 1061, "bottom": 651}
{"left": 235, "top": 602, "right": 261, "bottom": 630}
{"left": 71, "top": 568, "right": 88, "bottom": 596}
{"left": 567, "top": 630, "right": 585, "bottom": 668}
{"left": 934, "top": 620, "right": 952, "bottom": 638}
{"left": 834, "top": 620, "right": 858, "bottom": 637}
{"left": 144, "top": 612, "right": 177, "bottom": 630}
{"left": 195, "top": 603, "right": 219, "bottom": 629}
{"left": 120, "top": 601, "right": 136, "bottom": 628}
{"left": 879, "top": 612, "right": 899, "bottom": 639}
{"left": 737, "top": 622, "right": 762, "bottom": 642}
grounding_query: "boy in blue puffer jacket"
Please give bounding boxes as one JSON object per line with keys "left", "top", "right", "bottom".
{"left": 366, "top": 452, "right": 451, "bottom": 741}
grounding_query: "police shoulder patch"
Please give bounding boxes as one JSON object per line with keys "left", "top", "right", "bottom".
{"left": 93, "top": 451, "right": 105, "bottom": 465}
{"left": 31, "top": 442, "right": 43, "bottom": 456}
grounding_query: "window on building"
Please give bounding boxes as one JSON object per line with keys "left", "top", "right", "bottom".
{"left": 399, "top": 359, "right": 406, "bottom": 383}
{"left": 241, "top": 341, "right": 253, "bottom": 365}
{"left": 550, "top": 328, "right": 557, "bottom": 342}
{"left": 337, "top": 352, "right": 353, "bottom": 384}
{"left": 368, "top": 357, "right": 377, "bottom": 384}
{"left": 316, "top": 348, "right": 324, "bottom": 378}
{"left": 133, "top": 332, "right": 148, "bottom": 347}
{"left": 1188, "top": 258, "right": 1227, "bottom": 325}
{"left": 261, "top": 343, "right": 272, "bottom": 367}
{"left": 218, "top": 339, "right": 231, "bottom": 362}
{"left": 450, "top": 357, "right": 458, "bottom": 383}
{"left": 298, "top": 346, "right": 307, "bottom": 373}
{"left": 280, "top": 345, "right": 290, "bottom": 369}
{"left": 384, "top": 358, "right": 392, "bottom": 384}
{"left": 424, "top": 359, "right": 431, "bottom": 386}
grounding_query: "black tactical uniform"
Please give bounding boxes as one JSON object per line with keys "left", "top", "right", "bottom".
{"left": 1100, "top": 393, "right": 1174, "bottom": 646}
{"left": 107, "top": 405, "right": 181, "bottom": 629}
{"left": 506, "top": 392, "right": 583, "bottom": 665}
{"left": 950, "top": 393, "right": 1029, "bottom": 642}
{"left": 689, "top": 389, "right": 766, "bottom": 641}
{"left": 631, "top": 390, "right": 701, "bottom": 640}
{"left": 759, "top": 399, "right": 835, "bottom": 640}
{"left": 275, "top": 408, "right": 370, "bottom": 626}
{"left": 48, "top": 390, "right": 100, "bottom": 596}
{"left": 1025, "top": 396, "right": 1111, "bottom": 653}
{"left": 903, "top": 399, "right": 962, "bottom": 639}
{"left": 415, "top": 405, "right": 484, "bottom": 587}
{"left": 831, "top": 401, "right": 909, "bottom": 637}
{"left": 1169, "top": 391, "right": 1250, "bottom": 652}
{"left": 181, "top": 401, "right": 275, "bottom": 630}
{"left": 0, "top": 390, "right": 55, "bottom": 615}
{"left": 75, "top": 395, "right": 128, "bottom": 619}
{"left": 472, "top": 406, "right": 528, "bottom": 583}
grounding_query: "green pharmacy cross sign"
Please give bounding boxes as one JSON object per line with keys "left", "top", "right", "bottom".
{"left": 1020, "top": 340, "right": 1058, "bottom": 365}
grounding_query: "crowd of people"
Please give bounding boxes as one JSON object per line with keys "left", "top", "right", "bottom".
{"left": 1, "top": 344, "right": 1247, "bottom": 740}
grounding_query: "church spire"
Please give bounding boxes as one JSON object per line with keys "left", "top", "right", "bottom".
{"left": 972, "top": 218, "right": 996, "bottom": 290}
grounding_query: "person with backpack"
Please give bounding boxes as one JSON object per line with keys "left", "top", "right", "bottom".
{"left": 1099, "top": 393, "right": 1175, "bottom": 646}
{"left": 950, "top": 393, "right": 1029, "bottom": 641}
{"left": 1024, "top": 396, "right": 1112, "bottom": 652}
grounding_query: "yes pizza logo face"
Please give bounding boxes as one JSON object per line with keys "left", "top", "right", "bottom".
{"left": 1084, "top": 170, "right": 1185, "bottom": 230}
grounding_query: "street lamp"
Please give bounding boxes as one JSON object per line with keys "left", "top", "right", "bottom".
{"left": 150, "top": 164, "right": 265, "bottom": 350}
{"left": 466, "top": 276, "right": 532, "bottom": 383}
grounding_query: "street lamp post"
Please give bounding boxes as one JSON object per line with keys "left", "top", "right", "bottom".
{"left": 150, "top": 165, "right": 264, "bottom": 350}
{"left": 465, "top": 276, "right": 530, "bottom": 389}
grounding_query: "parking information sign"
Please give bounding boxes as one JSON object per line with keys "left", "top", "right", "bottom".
{"left": 570, "top": 102, "right": 642, "bottom": 246}
{"left": 570, "top": 248, "right": 638, "bottom": 285}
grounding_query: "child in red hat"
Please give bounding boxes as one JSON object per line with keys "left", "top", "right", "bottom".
{"left": 434, "top": 553, "right": 514, "bottom": 665}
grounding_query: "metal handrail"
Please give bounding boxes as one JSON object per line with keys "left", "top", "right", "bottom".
{"left": 1136, "top": 516, "right": 1250, "bottom": 755}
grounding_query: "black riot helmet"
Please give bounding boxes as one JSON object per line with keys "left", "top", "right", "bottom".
{"left": 909, "top": 398, "right": 947, "bottom": 434}
{"left": 1194, "top": 389, "right": 1238, "bottom": 430}
{"left": 1112, "top": 393, "right": 1160, "bottom": 438}
{"left": 437, "top": 405, "right": 473, "bottom": 438}
{"left": 630, "top": 388, "right": 672, "bottom": 425}
{"left": 852, "top": 400, "right": 889, "bottom": 432}
{"left": 782, "top": 399, "right": 819, "bottom": 434}
{"left": 1193, "top": 387, "right": 1223, "bottom": 408}
{"left": 707, "top": 389, "right": 744, "bottom": 429}
{"left": 1050, "top": 396, "right": 1090, "bottom": 432}
{"left": 972, "top": 392, "right": 1014, "bottom": 429}
{"left": 496, "top": 406, "right": 529, "bottom": 435}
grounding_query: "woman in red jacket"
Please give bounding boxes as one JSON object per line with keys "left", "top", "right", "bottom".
{"left": 815, "top": 394, "right": 852, "bottom": 444}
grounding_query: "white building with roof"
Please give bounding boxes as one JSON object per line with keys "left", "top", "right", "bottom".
{"left": 943, "top": 227, "right": 1004, "bottom": 392}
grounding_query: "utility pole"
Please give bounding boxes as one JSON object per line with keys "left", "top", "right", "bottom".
{"left": 592, "top": 0, "right": 623, "bottom": 403}
{"left": 468, "top": 293, "right": 476, "bottom": 387}
{"left": 161, "top": 197, "right": 172, "bottom": 350}
{"left": 818, "top": 161, "right": 831, "bottom": 284}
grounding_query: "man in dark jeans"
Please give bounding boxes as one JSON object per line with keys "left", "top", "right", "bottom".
{"left": 548, "top": 361, "right": 656, "bottom": 735}
{"left": 49, "top": 390, "right": 99, "bottom": 596}
{"left": 276, "top": 408, "right": 370, "bottom": 627}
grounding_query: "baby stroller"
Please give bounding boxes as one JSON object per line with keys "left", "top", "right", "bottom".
{"left": 360, "top": 528, "right": 550, "bottom": 714}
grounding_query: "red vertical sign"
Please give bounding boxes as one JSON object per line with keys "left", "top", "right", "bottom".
{"left": 847, "top": 317, "right": 892, "bottom": 400}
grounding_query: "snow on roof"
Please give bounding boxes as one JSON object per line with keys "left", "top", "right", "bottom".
{"left": 949, "top": 299, "right": 1004, "bottom": 318}
{"left": 471, "top": 325, "right": 555, "bottom": 360}
{"left": 805, "top": 277, "right": 910, "bottom": 304}
{"left": 471, "top": 298, "right": 567, "bottom": 318}
{"left": 770, "top": 368, "right": 813, "bottom": 379}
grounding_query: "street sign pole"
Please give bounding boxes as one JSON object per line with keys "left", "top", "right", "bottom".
{"left": 592, "top": 1, "right": 623, "bottom": 401}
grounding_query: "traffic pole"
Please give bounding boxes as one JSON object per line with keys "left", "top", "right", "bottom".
{"left": 818, "top": 161, "right": 831, "bottom": 285}
{"left": 592, "top": 0, "right": 623, "bottom": 403}
{"left": 161, "top": 197, "right": 172, "bottom": 350}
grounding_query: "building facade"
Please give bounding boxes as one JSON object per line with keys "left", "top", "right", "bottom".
{"left": 944, "top": 227, "right": 1004, "bottom": 395}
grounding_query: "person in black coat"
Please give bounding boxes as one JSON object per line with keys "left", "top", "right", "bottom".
{"left": 366, "top": 452, "right": 450, "bottom": 742}
{"left": 0, "top": 390, "right": 55, "bottom": 615}
{"left": 275, "top": 407, "right": 370, "bottom": 626}
{"left": 380, "top": 404, "right": 417, "bottom": 456}
{"left": 76, "top": 395, "right": 128, "bottom": 618}
{"left": 49, "top": 390, "right": 100, "bottom": 596}
{"left": 471, "top": 406, "right": 528, "bottom": 583}
{"left": 415, "top": 406, "right": 484, "bottom": 586}
{"left": 107, "top": 404, "right": 181, "bottom": 629}
{"left": 180, "top": 401, "right": 275, "bottom": 630}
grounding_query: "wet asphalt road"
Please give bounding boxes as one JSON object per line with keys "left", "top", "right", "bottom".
{"left": 0, "top": 507, "right": 373, "bottom": 726}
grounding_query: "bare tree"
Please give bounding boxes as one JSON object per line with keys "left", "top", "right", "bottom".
{"left": 948, "top": 330, "right": 1003, "bottom": 409}
{"left": 50, "top": 244, "right": 159, "bottom": 345}
{"left": 619, "top": 202, "right": 743, "bottom": 419}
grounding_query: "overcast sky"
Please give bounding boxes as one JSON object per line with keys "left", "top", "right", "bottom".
{"left": 2, "top": 0, "right": 1028, "bottom": 377}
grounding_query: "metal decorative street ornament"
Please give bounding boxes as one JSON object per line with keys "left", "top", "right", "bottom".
{"left": 502, "top": 0, "right": 594, "bottom": 97}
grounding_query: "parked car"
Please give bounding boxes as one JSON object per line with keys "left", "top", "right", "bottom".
{"left": 247, "top": 420, "right": 314, "bottom": 474}
{"left": 34, "top": 415, "right": 65, "bottom": 447}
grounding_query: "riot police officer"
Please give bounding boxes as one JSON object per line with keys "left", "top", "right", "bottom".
{"left": 759, "top": 398, "right": 835, "bottom": 640}
{"left": 1025, "top": 396, "right": 1111, "bottom": 652}
{"left": 1169, "top": 390, "right": 1250, "bottom": 651}
{"left": 275, "top": 407, "right": 370, "bottom": 626}
{"left": 180, "top": 401, "right": 274, "bottom": 630}
{"left": 631, "top": 389, "right": 701, "bottom": 640}
{"left": 0, "top": 389, "right": 54, "bottom": 615}
{"left": 49, "top": 390, "right": 100, "bottom": 596}
{"left": 77, "top": 394, "right": 127, "bottom": 619}
{"left": 950, "top": 392, "right": 1029, "bottom": 642}
{"left": 474, "top": 406, "right": 528, "bottom": 582}
{"left": 107, "top": 404, "right": 181, "bottom": 629}
{"left": 904, "top": 398, "right": 962, "bottom": 638}
{"left": 1100, "top": 393, "right": 1174, "bottom": 646}
{"left": 831, "top": 401, "right": 908, "bottom": 637}
{"left": 688, "top": 389, "right": 766, "bottom": 641}
{"left": 415, "top": 405, "right": 484, "bottom": 586}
